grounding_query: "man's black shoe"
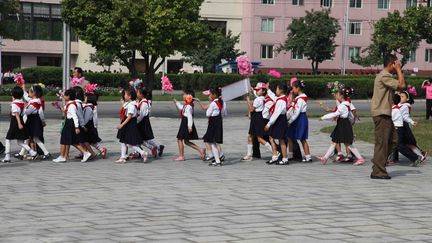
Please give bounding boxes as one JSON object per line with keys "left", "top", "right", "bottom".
{"left": 370, "top": 175, "right": 391, "bottom": 180}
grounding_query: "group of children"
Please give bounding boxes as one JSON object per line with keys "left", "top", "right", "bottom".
{"left": 2, "top": 74, "right": 428, "bottom": 167}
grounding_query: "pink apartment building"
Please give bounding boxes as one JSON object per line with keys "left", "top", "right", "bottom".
{"left": 241, "top": 0, "right": 432, "bottom": 75}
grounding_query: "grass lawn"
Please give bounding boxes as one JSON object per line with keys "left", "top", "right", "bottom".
{"left": 321, "top": 120, "right": 432, "bottom": 154}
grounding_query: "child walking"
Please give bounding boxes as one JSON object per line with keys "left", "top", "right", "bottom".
{"left": 172, "top": 90, "right": 205, "bottom": 161}
{"left": 288, "top": 80, "right": 312, "bottom": 162}
{"left": 198, "top": 88, "right": 227, "bottom": 166}
{"left": 83, "top": 91, "right": 106, "bottom": 159}
{"left": 2, "top": 87, "right": 39, "bottom": 162}
{"left": 264, "top": 83, "right": 289, "bottom": 165}
{"left": 317, "top": 88, "right": 365, "bottom": 166}
{"left": 53, "top": 89, "right": 92, "bottom": 163}
{"left": 116, "top": 89, "right": 148, "bottom": 164}
{"left": 242, "top": 82, "right": 273, "bottom": 161}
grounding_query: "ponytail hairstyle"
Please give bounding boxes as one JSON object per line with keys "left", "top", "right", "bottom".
{"left": 339, "top": 87, "right": 354, "bottom": 100}
{"left": 209, "top": 87, "right": 222, "bottom": 103}
{"left": 292, "top": 79, "right": 306, "bottom": 91}
{"left": 31, "top": 85, "right": 43, "bottom": 98}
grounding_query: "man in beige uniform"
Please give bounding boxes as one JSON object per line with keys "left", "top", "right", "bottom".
{"left": 370, "top": 54, "right": 406, "bottom": 180}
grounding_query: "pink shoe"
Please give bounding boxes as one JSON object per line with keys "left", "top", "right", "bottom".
{"left": 101, "top": 147, "right": 107, "bottom": 159}
{"left": 333, "top": 154, "right": 344, "bottom": 163}
{"left": 174, "top": 156, "right": 185, "bottom": 161}
{"left": 353, "top": 158, "right": 366, "bottom": 166}
{"left": 317, "top": 156, "right": 328, "bottom": 165}
{"left": 199, "top": 148, "right": 206, "bottom": 159}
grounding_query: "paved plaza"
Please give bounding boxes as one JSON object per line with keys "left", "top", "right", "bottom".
{"left": 0, "top": 116, "right": 431, "bottom": 242}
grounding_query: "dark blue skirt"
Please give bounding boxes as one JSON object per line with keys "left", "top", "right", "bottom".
{"left": 137, "top": 116, "right": 155, "bottom": 140}
{"left": 84, "top": 119, "right": 102, "bottom": 144}
{"left": 203, "top": 115, "right": 223, "bottom": 144}
{"left": 25, "top": 113, "right": 43, "bottom": 138}
{"left": 288, "top": 112, "right": 308, "bottom": 140}
{"left": 60, "top": 119, "right": 82, "bottom": 145}
{"left": 249, "top": 111, "right": 266, "bottom": 137}
{"left": 269, "top": 115, "right": 287, "bottom": 139}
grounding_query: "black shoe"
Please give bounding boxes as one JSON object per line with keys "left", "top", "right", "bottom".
{"left": 204, "top": 156, "right": 215, "bottom": 162}
{"left": 302, "top": 158, "right": 313, "bottom": 163}
{"left": 412, "top": 158, "right": 422, "bottom": 167}
{"left": 370, "top": 175, "right": 391, "bottom": 180}
{"left": 210, "top": 161, "right": 222, "bottom": 166}
{"left": 278, "top": 160, "right": 290, "bottom": 165}
{"left": 158, "top": 145, "right": 165, "bottom": 157}
{"left": 30, "top": 155, "right": 40, "bottom": 161}
{"left": 266, "top": 159, "right": 277, "bottom": 165}
{"left": 40, "top": 153, "right": 51, "bottom": 160}
{"left": 220, "top": 155, "right": 225, "bottom": 162}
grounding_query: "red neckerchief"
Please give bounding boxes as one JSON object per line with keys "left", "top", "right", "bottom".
{"left": 119, "top": 107, "right": 126, "bottom": 121}
{"left": 265, "top": 97, "right": 273, "bottom": 104}
{"left": 85, "top": 104, "right": 95, "bottom": 111}
{"left": 180, "top": 102, "right": 194, "bottom": 118}
{"left": 10, "top": 101, "right": 25, "bottom": 119}
{"left": 269, "top": 96, "right": 288, "bottom": 114}
{"left": 40, "top": 98, "right": 45, "bottom": 110}
{"left": 294, "top": 95, "right": 308, "bottom": 105}
{"left": 138, "top": 99, "right": 149, "bottom": 110}
{"left": 392, "top": 105, "right": 401, "bottom": 110}
{"left": 213, "top": 99, "right": 223, "bottom": 111}
{"left": 64, "top": 101, "right": 77, "bottom": 117}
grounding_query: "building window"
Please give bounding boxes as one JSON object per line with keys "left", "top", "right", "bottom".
{"left": 349, "top": 21, "right": 361, "bottom": 35}
{"left": 291, "top": 51, "right": 304, "bottom": 60}
{"left": 261, "top": 45, "right": 274, "bottom": 59}
{"left": 262, "top": 0, "right": 275, "bottom": 4}
{"left": 292, "top": 0, "right": 304, "bottom": 6}
{"left": 425, "top": 49, "right": 432, "bottom": 63}
{"left": 349, "top": 47, "right": 361, "bottom": 61}
{"left": 261, "top": 18, "right": 274, "bottom": 32}
{"left": 428, "top": 0, "right": 431, "bottom": 7}
{"left": 407, "top": 50, "right": 416, "bottom": 63}
{"left": 406, "top": 0, "right": 417, "bottom": 8}
{"left": 37, "top": 56, "right": 62, "bottom": 67}
{"left": 349, "top": 0, "right": 362, "bottom": 8}
{"left": 378, "top": 0, "right": 390, "bottom": 9}
{"left": 1, "top": 55, "right": 21, "bottom": 73}
{"left": 3, "top": 2, "right": 78, "bottom": 42}
{"left": 321, "top": 0, "right": 332, "bottom": 8}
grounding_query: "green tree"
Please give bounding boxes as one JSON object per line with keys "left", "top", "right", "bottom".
{"left": 277, "top": 10, "right": 340, "bottom": 74}
{"left": 61, "top": 0, "right": 207, "bottom": 91}
{"left": 89, "top": 50, "right": 118, "bottom": 72}
{"left": 355, "top": 6, "right": 432, "bottom": 67}
{"left": 0, "top": 0, "right": 20, "bottom": 39}
{"left": 182, "top": 30, "right": 244, "bottom": 73}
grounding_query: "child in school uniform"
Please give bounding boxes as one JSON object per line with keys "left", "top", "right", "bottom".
{"left": 399, "top": 91, "right": 427, "bottom": 163}
{"left": 391, "top": 93, "right": 424, "bottom": 166}
{"left": 242, "top": 82, "right": 273, "bottom": 161}
{"left": 318, "top": 88, "right": 365, "bottom": 165}
{"left": 53, "top": 89, "right": 92, "bottom": 163}
{"left": 116, "top": 89, "right": 148, "bottom": 164}
{"left": 197, "top": 88, "right": 227, "bottom": 166}
{"left": 22, "top": 84, "right": 51, "bottom": 160}
{"left": 172, "top": 90, "right": 206, "bottom": 161}
{"left": 136, "top": 88, "right": 165, "bottom": 158}
{"left": 2, "top": 87, "right": 39, "bottom": 162}
{"left": 288, "top": 80, "right": 312, "bottom": 162}
{"left": 264, "top": 83, "right": 289, "bottom": 165}
{"left": 83, "top": 91, "right": 107, "bottom": 159}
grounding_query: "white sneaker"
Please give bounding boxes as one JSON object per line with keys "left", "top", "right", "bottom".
{"left": 115, "top": 158, "right": 127, "bottom": 163}
{"left": 53, "top": 157, "right": 67, "bottom": 163}
{"left": 142, "top": 152, "right": 148, "bottom": 163}
{"left": 241, "top": 155, "right": 253, "bottom": 161}
{"left": 81, "top": 152, "right": 92, "bottom": 163}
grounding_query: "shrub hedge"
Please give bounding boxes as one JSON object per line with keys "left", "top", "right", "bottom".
{"left": 13, "top": 66, "right": 429, "bottom": 99}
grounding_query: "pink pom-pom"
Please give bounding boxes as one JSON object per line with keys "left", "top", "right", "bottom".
{"left": 14, "top": 73, "right": 25, "bottom": 86}
{"left": 84, "top": 83, "right": 98, "bottom": 94}
{"left": 161, "top": 76, "right": 173, "bottom": 94}
{"left": 268, "top": 69, "right": 281, "bottom": 78}
{"left": 70, "top": 77, "right": 85, "bottom": 87}
{"left": 407, "top": 85, "right": 417, "bottom": 96}
{"left": 236, "top": 55, "right": 253, "bottom": 76}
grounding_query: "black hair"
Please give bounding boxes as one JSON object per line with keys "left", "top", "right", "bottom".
{"left": 32, "top": 85, "right": 43, "bottom": 98}
{"left": 86, "top": 93, "right": 99, "bottom": 106}
{"left": 74, "top": 67, "right": 83, "bottom": 76}
{"left": 384, "top": 54, "right": 398, "bottom": 67}
{"left": 209, "top": 87, "right": 223, "bottom": 103}
{"left": 401, "top": 90, "right": 415, "bottom": 105}
{"left": 125, "top": 88, "right": 137, "bottom": 101}
{"left": 393, "top": 93, "right": 401, "bottom": 105}
{"left": 261, "top": 87, "right": 268, "bottom": 97}
{"left": 338, "top": 87, "right": 354, "bottom": 100}
{"left": 12, "top": 86, "right": 24, "bottom": 99}
{"left": 292, "top": 80, "right": 306, "bottom": 90}
{"left": 276, "top": 82, "right": 288, "bottom": 95}
{"left": 184, "top": 89, "right": 195, "bottom": 97}
{"left": 73, "top": 86, "right": 85, "bottom": 101}
{"left": 137, "top": 88, "right": 151, "bottom": 99}
{"left": 64, "top": 88, "right": 76, "bottom": 100}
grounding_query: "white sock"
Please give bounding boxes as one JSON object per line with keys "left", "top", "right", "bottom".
{"left": 282, "top": 157, "right": 288, "bottom": 162}
{"left": 264, "top": 142, "right": 272, "bottom": 153}
{"left": 287, "top": 152, "right": 293, "bottom": 159}
{"left": 120, "top": 143, "right": 127, "bottom": 159}
{"left": 33, "top": 137, "right": 49, "bottom": 155}
{"left": 206, "top": 149, "right": 213, "bottom": 158}
{"left": 4, "top": 140, "right": 11, "bottom": 160}
{"left": 130, "top": 145, "right": 145, "bottom": 156}
{"left": 337, "top": 151, "right": 343, "bottom": 156}
{"left": 17, "top": 140, "right": 37, "bottom": 156}
{"left": 247, "top": 144, "right": 253, "bottom": 156}
{"left": 271, "top": 155, "right": 278, "bottom": 161}
{"left": 305, "top": 154, "right": 311, "bottom": 160}
{"left": 348, "top": 146, "right": 363, "bottom": 159}
{"left": 324, "top": 144, "right": 336, "bottom": 159}
{"left": 142, "top": 141, "right": 153, "bottom": 150}
{"left": 148, "top": 139, "right": 160, "bottom": 149}
{"left": 412, "top": 147, "right": 423, "bottom": 158}
{"left": 211, "top": 144, "right": 220, "bottom": 163}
